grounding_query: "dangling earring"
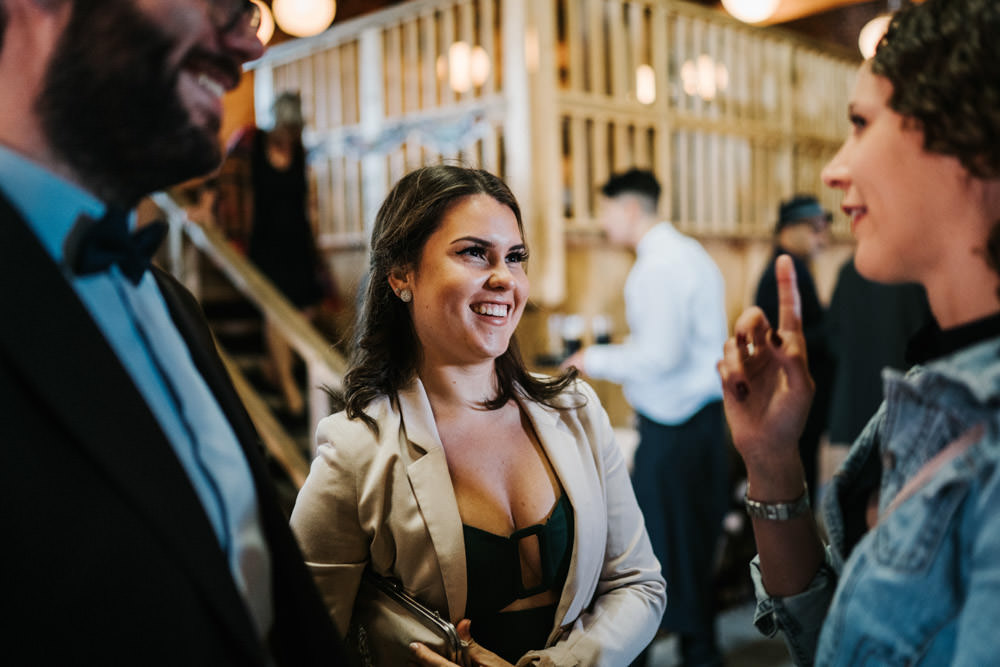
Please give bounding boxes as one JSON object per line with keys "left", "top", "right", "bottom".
{"left": 398, "top": 288, "right": 412, "bottom": 303}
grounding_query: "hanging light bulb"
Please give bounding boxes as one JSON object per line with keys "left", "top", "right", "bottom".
{"left": 272, "top": 0, "right": 337, "bottom": 38}
{"left": 251, "top": 0, "right": 274, "bottom": 45}
{"left": 636, "top": 64, "right": 656, "bottom": 105}
{"left": 679, "top": 55, "right": 729, "bottom": 102}
{"left": 469, "top": 46, "right": 490, "bottom": 88}
{"left": 860, "top": 1, "right": 901, "bottom": 59}
{"left": 721, "top": 0, "right": 781, "bottom": 24}
{"left": 448, "top": 42, "right": 472, "bottom": 93}
{"left": 441, "top": 42, "right": 491, "bottom": 93}
{"left": 858, "top": 14, "right": 892, "bottom": 59}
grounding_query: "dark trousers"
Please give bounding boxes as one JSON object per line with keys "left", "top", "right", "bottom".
{"left": 631, "top": 401, "right": 728, "bottom": 667}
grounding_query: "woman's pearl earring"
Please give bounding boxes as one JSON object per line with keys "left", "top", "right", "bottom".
{"left": 399, "top": 288, "right": 412, "bottom": 303}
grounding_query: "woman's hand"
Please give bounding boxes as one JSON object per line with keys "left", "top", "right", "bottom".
{"left": 717, "top": 255, "right": 814, "bottom": 496}
{"left": 409, "top": 620, "right": 513, "bottom": 667}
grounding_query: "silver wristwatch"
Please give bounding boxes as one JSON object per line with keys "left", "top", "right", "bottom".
{"left": 744, "top": 486, "right": 811, "bottom": 520}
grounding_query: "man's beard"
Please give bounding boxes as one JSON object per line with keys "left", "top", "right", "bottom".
{"left": 37, "top": 1, "right": 222, "bottom": 207}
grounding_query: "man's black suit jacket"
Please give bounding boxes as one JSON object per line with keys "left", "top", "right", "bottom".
{"left": 0, "top": 194, "right": 345, "bottom": 665}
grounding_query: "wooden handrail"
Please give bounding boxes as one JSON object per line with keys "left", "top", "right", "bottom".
{"left": 151, "top": 192, "right": 349, "bottom": 478}
{"left": 219, "top": 347, "right": 311, "bottom": 488}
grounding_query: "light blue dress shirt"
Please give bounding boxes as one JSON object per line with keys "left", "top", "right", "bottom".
{"left": 0, "top": 145, "right": 273, "bottom": 638}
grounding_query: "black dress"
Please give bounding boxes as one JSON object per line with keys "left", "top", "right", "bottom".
{"left": 462, "top": 494, "right": 574, "bottom": 663}
{"left": 247, "top": 130, "right": 323, "bottom": 309}
{"left": 826, "top": 257, "right": 931, "bottom": 444}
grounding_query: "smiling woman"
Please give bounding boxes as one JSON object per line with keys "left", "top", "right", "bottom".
{"left": 289, "top": 165, "right": 666, "bottom": 666}
{"left": 340, "top": 165, "right": 575, "bottom": 426}
{"left": 391, "top": 193, "right": 529, "bottom": 368}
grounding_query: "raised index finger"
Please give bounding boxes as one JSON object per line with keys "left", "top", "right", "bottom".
{"left": 775, "top": 254, "right": 802, "bottom": 333}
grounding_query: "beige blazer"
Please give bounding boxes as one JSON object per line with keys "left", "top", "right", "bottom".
{"left": 291, "top": 378, "right": 666, "bottom": 666}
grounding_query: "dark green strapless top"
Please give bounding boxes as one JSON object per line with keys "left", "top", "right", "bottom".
{"left": 463, "top": 494, "right": 574, "bottom": 662}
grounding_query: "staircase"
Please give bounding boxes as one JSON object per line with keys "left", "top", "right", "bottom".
{"left": 152, "top": 192, "right": 349, "bottom": 513}
{"left": 199, "top": 263, "right": 314, "bottom": 438}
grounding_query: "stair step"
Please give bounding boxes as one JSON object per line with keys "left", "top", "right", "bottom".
{"left": 210, "top": 318, "right": 261, "bottom": 339}
{"left": 202, "top": 298, "right": 260, "bottom": 320}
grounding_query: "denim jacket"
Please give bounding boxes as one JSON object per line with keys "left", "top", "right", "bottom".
{"left": 750, "top": 335, "right": 1000, "bottom": 666}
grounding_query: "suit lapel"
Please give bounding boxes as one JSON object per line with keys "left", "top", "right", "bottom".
{"left": 0, "top": 200, "right": 264, "bottom": 663}
{"left": 396, "top": 380, "right": 468, "bottom": 620}
{"left": 153, "top": 269, "right": 271, "bottom": 486}
{"left": 153, "top": 268, "right": 311, "bottom": 637}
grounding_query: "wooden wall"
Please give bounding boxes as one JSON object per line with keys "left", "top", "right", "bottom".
{"left": 220, "top": 0, "right": 862, "bottom": 427}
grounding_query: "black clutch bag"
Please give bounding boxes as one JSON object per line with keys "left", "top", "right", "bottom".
{"left": 347, "top": 568, "right": 469, "bottom": 667}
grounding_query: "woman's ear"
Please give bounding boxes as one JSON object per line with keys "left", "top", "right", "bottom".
{"left": 387, "top": 265, "right": 411, "bottom": 296}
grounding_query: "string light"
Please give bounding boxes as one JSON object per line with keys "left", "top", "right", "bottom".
{"left": 680, "top": 55, "right": 729, "bottom": 102}
{"left": 721, "top": 0, "right": 780, "bottom": 24}
{"left": 271, "top": 0, "right": 337, "bottom": 38}
{"left": 251, "top": 0, "right": 274, "bottom": 45}
{"left": 636, "top": 65, "right": 656, "bottom": 105}
{"left": 858, "top": 14, "right": 891, "bottom": 59}
{"left": 436, "top": 42, "right": 491, "bottom": 93}
{"left": 859, "top": 1, "right": 901, "bottom": 60}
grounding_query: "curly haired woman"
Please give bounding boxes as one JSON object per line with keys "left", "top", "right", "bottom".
{"left": 717, "top": 0, "right": 1000, "bottom": 664}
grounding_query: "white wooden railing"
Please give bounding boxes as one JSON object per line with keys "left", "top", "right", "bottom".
{"left": 152, "top": 192, "right": 348, "bottom": 481}
{"left": 248, "top": 0, "right": 858, "bottom": 305}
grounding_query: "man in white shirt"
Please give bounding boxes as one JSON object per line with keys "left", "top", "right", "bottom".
{"left": 563, "top": 169, "right": 729, "bottom": 666}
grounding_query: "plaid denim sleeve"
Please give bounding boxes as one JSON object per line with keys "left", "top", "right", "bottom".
{"left": 750, "top": 551, "right": 838, "bottom": 667}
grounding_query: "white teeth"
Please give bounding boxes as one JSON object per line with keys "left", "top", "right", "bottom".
{"left": 196, "top": 73, "right": 225, "bottom": 98}
{"left": 472, "top": 303, "right": 508, "bottom": 317}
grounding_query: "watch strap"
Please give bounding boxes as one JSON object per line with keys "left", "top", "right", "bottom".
{"left": 744, "top": 486, "right": 811, "bottom": 520}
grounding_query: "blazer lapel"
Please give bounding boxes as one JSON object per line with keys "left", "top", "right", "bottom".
{"left": 0, "top": 202, "right": 264, "bottom": 663}
{"left": 519, "top": 396, "right": 604, "bottom": 625}
{"left": 396, "top": 379, "right": 468, "bottom": 620}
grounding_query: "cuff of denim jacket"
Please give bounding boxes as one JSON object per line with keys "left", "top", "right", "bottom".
{"left": 750, "top": 553, "right": 837, "bottom": 663}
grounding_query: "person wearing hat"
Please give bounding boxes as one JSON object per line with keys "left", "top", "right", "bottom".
{"left": 753, "top": 194, "right": 834, "bottom": 505}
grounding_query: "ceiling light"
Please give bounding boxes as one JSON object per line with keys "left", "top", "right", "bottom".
{"left": 272, "top": 0, "right": 337, "bottom": 38}
{"left": 721, "top": 0, "right": 781, "bottom": 24}
{"left": 251, "top": 0, "right": 274, "bottom": 45}
{"left": 858, "top": 14, "right": 892, "bottom": 59}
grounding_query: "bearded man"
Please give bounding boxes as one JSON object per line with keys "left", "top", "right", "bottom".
{"left": 0, "top": 2, "right": 345, "bottom": 664}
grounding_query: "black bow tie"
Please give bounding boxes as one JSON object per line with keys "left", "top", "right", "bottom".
{"left": 65, "top": 207, "right": 168, "bottom": 285}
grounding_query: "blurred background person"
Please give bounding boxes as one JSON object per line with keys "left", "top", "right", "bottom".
{"left": 825, "top": 255, "right": 931, "bottom": 451}
{"left": 562, "top": 168, "right": 729, "bottom": 667}
{"left": 291, "top": 165, "right": 665, "bottom": 666}
{"left": 216, "top": 91, "right": 327, "bottom": 419}
{"left": 754, "top": 195, "right": 834, "bottom": 505}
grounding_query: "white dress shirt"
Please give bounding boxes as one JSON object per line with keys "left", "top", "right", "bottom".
{"left": 583, "top": 222, "right": 727, "bottom": 425}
